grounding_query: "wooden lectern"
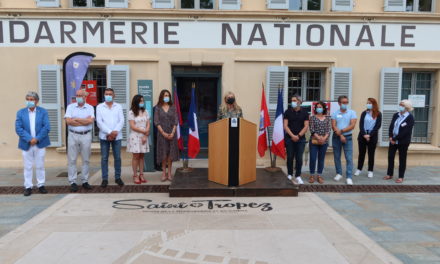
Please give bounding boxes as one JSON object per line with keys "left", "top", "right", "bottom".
{"left": 208, "top": 118, "right": 257, "bottom": 186}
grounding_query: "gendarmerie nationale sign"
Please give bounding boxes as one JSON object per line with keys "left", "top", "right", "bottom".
{"left": 113, "top": 199, "right": 273, "bottom": 212}
{"left": 1, "top": 19, "right": 438, "bottom": 50}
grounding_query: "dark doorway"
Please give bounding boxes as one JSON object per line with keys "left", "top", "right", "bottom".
{"left": 173, "top": 66, "right": 221, "bottom": 158}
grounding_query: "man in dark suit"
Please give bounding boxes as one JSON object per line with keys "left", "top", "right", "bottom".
{"left": 15, "top": 92, "right": 51, "bottom": 196}
{"left": 384, "top": 99, "right": 415, "bottom": 183}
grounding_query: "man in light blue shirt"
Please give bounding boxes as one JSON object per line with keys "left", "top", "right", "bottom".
{"left": 331, "top": 95, "right": 357, "bottom": 185}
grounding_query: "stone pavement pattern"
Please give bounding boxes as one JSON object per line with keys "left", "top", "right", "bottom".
{"left": 0, "top": 193, "right": 400, "bottom": 264}
{"left": 319, "top": 193, "right": 440, "bottom": 264}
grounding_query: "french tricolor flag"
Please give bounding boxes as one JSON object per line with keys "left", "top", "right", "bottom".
{"left": 271, "top": 89, "right": 286, "bottom": 159}
{"left": 173, "top": 88, "right": 184, "bottom": 151}
{"left": 187, "top": 87, "right": 200, "bottom": 158}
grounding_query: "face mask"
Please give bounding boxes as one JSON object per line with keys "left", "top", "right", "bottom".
{"left": 399, "top": 106, "right": 406, "bottom": 112}
{"left": 26, "top": 101, "right": 35, "bottom": 108}
{"left": 105, "top": 95, "right": 113, "bottom": 103}
{"left": 316, "top": 107, "right": 323, "bottom": 114}
{"left": 366, "top": 103, "right": 372, "bottom": 110}
{"left": 164, "top": 97, "right": 170, "bottom": 103}
{"left": 139, "top": 103, "right": 145, "bottom": 108}
{"left": 76, "top": 97, "right": 84, "bottom": 104}
{"left": 340, "top": 104, "right": 348, "bottom": 110}
{"left": 226, "top": 97, "right": 235, "bottom": 105}
{"left": 291, "top": 102, "right": 298, "bottom": 108}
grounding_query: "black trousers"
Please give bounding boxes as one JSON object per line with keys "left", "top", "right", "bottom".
{"left": 387, "top": 143, "right": 409, "bottom": 178}
{"left": 357, "top": 137, "right": 377, "bottom": 171}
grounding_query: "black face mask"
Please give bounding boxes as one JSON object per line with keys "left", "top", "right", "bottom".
{"left": 226, "top": 98, "right": 235, "bottom": 105}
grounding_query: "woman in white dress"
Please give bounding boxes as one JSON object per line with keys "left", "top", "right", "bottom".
{"left": 127, "top": 94, "right": 150, "bottom": 184}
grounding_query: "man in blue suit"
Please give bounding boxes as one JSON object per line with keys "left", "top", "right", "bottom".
{"left": 15, "top": 92, "right": 51, "bottom": 196}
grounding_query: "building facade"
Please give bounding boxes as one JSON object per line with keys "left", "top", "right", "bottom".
{"left": 1, "top": 0, "right": 440, "bottom": 167}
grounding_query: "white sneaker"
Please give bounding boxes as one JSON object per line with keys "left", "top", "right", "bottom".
{"left": 354, "top": 170, "right": 361, "bottom": 176}
{"left": 287, "top": 175, "right": 293, "bottom": 180}
{"left": 296, "top": 177, "right": 304, "bottom": 185}
{"left": 334, "top": 174, "right": 343, "bottom": 181}
{"left": 346, "top": 178, "right": 353, "bottom": 185}
{"left": 368, "top": 171, "right": 374, "bottom": 178}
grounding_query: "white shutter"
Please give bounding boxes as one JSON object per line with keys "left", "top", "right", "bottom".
{"left": 38, "top": 65, "right": 61, "bottom": 147}
{"left": 36, "top": 0, "right": 59, "bottom": 7}
{"left": 107, "top": 65, "right": 130, "bottom": 146}
{"left": 219, "top": 0, "right": 241, "bottom": 10}
{"left": 266, "top": 66, "right": 288, "bottom": 140}
{"left": 331, "top": 67, "right": 352, "bottom": 104}
{"left": 379, "top": 68, "right": 402, "bottom": 146}
{"left": 332, "top": 0, "right": 352, "bottom": 11}
{"left": 152, "top": 0, "right": 175, "bottom": 8}
{"left": 384, "top": 0, "right": 406, "bottom": 11}
{"left": 267, "top": 0, "right": 289, "bottom": 9}
{"left": 105, "top": 0, "right": 128, "bottom": 8}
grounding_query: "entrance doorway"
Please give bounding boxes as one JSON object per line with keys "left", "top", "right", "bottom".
{"left": 173, "top": 66, "right": 221, "bottom": 158}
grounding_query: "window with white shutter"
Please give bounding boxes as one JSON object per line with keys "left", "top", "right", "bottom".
{"left": 36, "top": 0, "right": 60, "bottom": 7}
{"left": 105, "top": 0, "right": 128, "bottom": 8}
{"left": 266, "top": 66, "right": 288, "bottom": 141}
{"left": 331, "top": 67, "right": 352, "bottom": 104}
{"left": 38, "top": 65, "right": 62, "bottom": 147}
{"left": 219, "top": 0, "right": 240, "bottom": 10}
{"left": 332, "top": 0, "right": 352, "bottom": 11}
{"left": 384, "top": 0, "right": 406, "bottom": 11}
{"left": 107, "top": 65, "right": 130, "bottom": 146}
{"left": 379, "top": 68, "right": 402, "bottom": 146}
{"left": 152, "top": 0, "right": 175, "bottom": 8}
{"left": 267, "top": 0, "right": 289, "bottom": 9}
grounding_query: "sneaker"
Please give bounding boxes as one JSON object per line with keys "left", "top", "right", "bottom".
{"left": 70, "top": 183, "right": 78, "bottom": 192}
{"left": 334, "top": 174, "right": 343, "bottom": 181}
{"left": 346, "top": 178, "right": 353, "bottom": 185}
{"left": 101, "top": 180, "right": 108, "bottom": 188}
{"left": 38, "top": 186, "right": 48, "bottom": 194}
{"left": 82, "top": 182, "right": 92, "bottom": 190}
{"left": 296, "top": 177, "right": 304, "bottom": 185}
{"left": 287, "top": 175, "right": 293, "bottom": 180}
{"left": 115, "top": 178, "right": 125, "bottom": 187}
{"left": 23, "top": 188, "right": 32, "bottom": 196}
{"left": 354, "top": 170, "right": 361, "bottom": 176}
{"left": 367, "top": 171, "right": 374, "bottom": 178}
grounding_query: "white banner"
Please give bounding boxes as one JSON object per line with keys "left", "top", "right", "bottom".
{"left": 1, "top": 19, "right": 439, "bottom": 50}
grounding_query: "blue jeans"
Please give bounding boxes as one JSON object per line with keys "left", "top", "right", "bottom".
{"left": 332, "top": 135, "right": 353, "bottom": 179}
{"left": 285, "top": 138, "right": 306, "bottom": 177}
{"left": 100, "top": 139, "right": 122, "bottom": 180}
{"left": 309, "top": 142, "right": 328, "bottom": 175}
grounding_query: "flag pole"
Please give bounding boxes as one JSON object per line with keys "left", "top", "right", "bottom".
{"left": 265, "top": 83, "right": 282, "bottom": 172}
{"left": 180, "top": 81, "right": 196, "bottom": 173}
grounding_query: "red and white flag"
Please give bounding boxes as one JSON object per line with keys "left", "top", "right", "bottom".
{"left": 173, "top": 88, "right": 184, "bottom": 150}
{"left": 187, "top": 87, "right": 200, "bottom": 158}
{"left": 271, "top": 89, "right": 286, "bottom": 159}
{"left": 258, "top": 85, "right": 271, "bottom": 157}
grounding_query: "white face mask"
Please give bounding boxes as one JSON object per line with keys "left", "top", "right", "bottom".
{"left": 164, "top": 97, "right": 170, "bottom": 103}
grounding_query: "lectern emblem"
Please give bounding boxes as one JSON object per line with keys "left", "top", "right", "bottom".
{"left": 231, "top": 118, "right": 238, "bottom": 127}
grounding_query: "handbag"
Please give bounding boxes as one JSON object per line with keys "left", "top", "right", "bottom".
{"left": 311, "top": 137, "right": 323, "bottom": 145}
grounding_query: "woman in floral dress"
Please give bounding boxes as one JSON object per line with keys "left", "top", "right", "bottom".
{"left": 127, "top": 94, "right": 150, "bottom": 184}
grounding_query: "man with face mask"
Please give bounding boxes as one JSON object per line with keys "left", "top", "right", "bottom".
{"left": 331, "top": 95, "right": 358, "bottom": 185}
{"left": 15, "top": 92, "right": 51, "bottom": 196}
{"left": 64, "top": 89, "right": 95, "bottom": 192}
{"left": 96, "top": 88, "right": 125, "bottom": 188}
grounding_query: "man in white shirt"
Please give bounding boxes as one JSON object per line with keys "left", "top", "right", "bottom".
{"left": 15, "top": 92, "right": 51, "bottom": 196}
{"left": 64, "top": 89, "right": 95, "bottom": 192}
{"left": 96, "top": 88, "right": 125, "bottom": 187}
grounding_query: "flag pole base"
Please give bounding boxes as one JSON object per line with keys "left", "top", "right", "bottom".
{"left": 264, "top": 167, "right": 282, "bottom": 173}
{"left": 177, "top": 159, "right": 194, "bottom": 173}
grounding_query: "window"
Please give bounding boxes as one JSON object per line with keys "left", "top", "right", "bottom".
{"left": 83, "top": 67, "right": 107, "bottom": 142}
{"left": 289, "top": 0, "right": 322, "bottom": 11}
{"left": 402, "top": 72, "right": 434, "bottom": 143}
{"left": 288, "top": 70, "right": 324, "bottom": 103}
{"left": 406, "top": 0, "right": 433, "bottom": 11}
{"left": 72, "top": 0, "right": 104, "bottom": 7}
{"left": 181, "top": 0, "right": 215, "bottom": 9}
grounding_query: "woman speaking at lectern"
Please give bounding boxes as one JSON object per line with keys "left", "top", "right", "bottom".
{"left": 217, "top": 91, "right": 243, "bottom": 120}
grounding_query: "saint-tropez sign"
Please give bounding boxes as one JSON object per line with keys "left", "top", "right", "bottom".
{"left": 1, "top": 19, "right": 439, "bottom": 50}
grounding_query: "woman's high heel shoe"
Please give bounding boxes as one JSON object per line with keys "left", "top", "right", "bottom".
{"left": 139, "top": 173, "right": 147, "bottom": 183}
{"left": 133, "top": 174, "right": 141, "bottom": 185}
